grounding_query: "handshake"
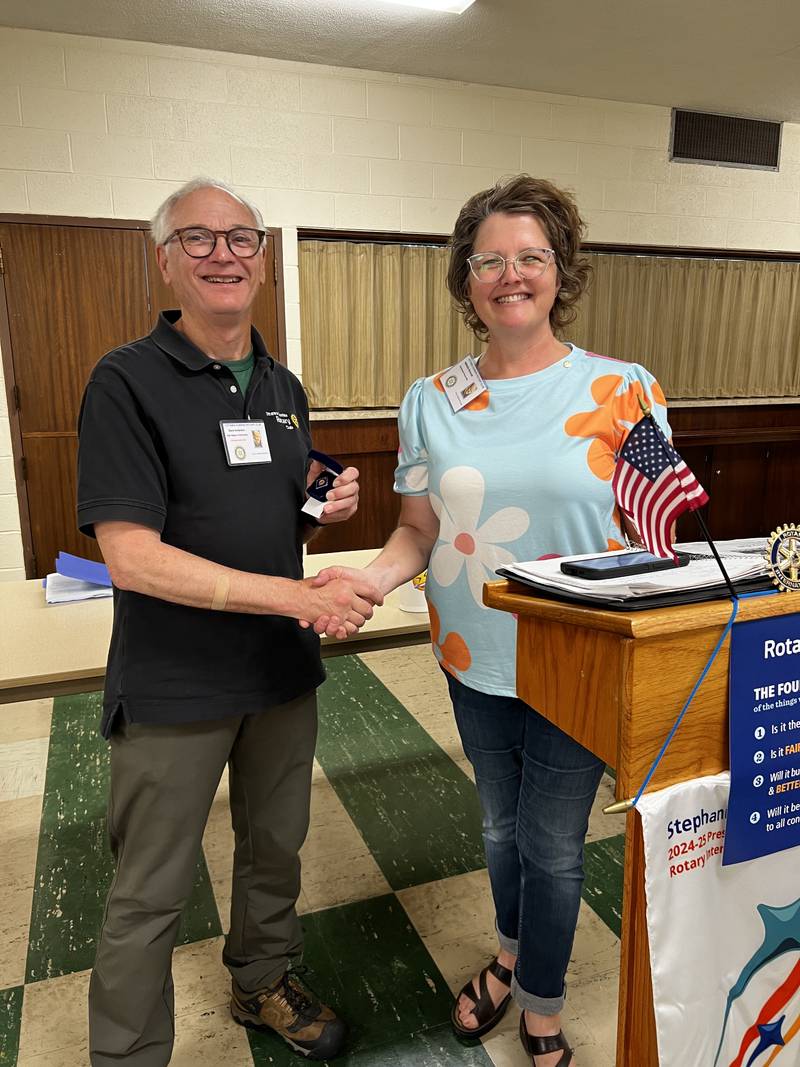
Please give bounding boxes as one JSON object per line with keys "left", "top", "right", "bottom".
{"left": 297, "top": 566, "right": 386, "bottom": 641}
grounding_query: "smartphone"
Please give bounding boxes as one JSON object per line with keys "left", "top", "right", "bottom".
{"left": 560, "top": 550, "right": 691, "bottom": 581}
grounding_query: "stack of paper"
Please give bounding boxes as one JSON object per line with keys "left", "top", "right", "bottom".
{"left": 44, "top": 552, "right": 112, "bottom": 605}
{"left": 501, "top": 539, "right": 768, "bottom": 603}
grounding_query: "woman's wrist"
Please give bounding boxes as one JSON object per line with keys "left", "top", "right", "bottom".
{"left": 362, "top": 562, "right": 398, "bottom": 598}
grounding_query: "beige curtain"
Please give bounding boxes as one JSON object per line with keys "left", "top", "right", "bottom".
{"left": 570, "top": 253, "right": 800, "bottom": 400}
{"left": 301, "top": 241, "right": 800, "bottom": 405}
{"left": 299, "top": 240, "right": 479, "bottom": 408}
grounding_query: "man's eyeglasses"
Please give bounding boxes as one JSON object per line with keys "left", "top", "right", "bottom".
{"left": 467, "top": 247, "right": 555, "bottom": 283}
{"left": 166, "top": 226, "right": 267, "bottom": 259}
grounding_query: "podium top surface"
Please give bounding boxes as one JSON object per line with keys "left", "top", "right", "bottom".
{"left": 484, "top": 579, "right": 800, "bottom": 638}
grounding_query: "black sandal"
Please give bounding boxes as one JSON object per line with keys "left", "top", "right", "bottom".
{"left": 450, "top": 958, "right": 513, "bottom": 1039}
{"left": 519, "top": 1013, "right": 573, "bottom": 1065}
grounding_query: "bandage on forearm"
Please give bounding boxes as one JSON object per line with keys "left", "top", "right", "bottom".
{"left": 210, "top": 573, "right": 230, "bottom": 611}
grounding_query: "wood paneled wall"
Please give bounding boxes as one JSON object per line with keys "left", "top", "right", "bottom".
{"left": 670, "top": 405, "right": 800, "bottom": 542}
{"left": 308, "top": 406, "right": 800, "bottom": 554}
{"left": 0, "top": 215, "right": 285, "bottom": 578}
{"left": 307, "top": 419, "right": 400, "bottom": 553}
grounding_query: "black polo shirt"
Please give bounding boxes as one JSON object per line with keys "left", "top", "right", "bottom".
{"left": 77, "top": 311, "right": 324, "bottom": 738}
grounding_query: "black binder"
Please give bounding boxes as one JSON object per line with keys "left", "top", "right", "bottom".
{"left": 494, "top": 568, "right": 775, "bottom": 612}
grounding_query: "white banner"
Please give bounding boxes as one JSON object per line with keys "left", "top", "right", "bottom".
{"left": 638, "top": 772, "right": 800, "bottom": 1067}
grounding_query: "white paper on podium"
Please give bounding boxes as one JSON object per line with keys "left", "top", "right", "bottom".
{"left": 501, "top": 539, "right": 767, "bottom": 602}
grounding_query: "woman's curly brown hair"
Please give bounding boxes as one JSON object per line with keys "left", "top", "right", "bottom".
{"left": 447, "top": 174, "right": 592, "bottom": 341}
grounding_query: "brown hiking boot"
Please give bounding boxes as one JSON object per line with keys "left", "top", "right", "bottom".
{"left": 230, "top": 969, "right": 347, "bottom": 1060}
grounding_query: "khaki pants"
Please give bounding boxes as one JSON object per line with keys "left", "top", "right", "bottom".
{"left": 88, "top": 690, "right": 318, "bottom": 1066}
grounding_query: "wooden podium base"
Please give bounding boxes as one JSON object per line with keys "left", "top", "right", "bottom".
{"left": 484, "top": 582, "right": 798, "bottom": 1067}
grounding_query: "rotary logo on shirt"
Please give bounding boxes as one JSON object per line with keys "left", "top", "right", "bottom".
{"left": 265, "top": 410, "right": 297, "bottom": 430}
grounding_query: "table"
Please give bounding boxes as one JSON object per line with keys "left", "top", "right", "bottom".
{"left": 0, "top": 550, "right": 430, "bottom": 704}
{"left": 483, "top": 579, "right": 800, "bottom": 1067}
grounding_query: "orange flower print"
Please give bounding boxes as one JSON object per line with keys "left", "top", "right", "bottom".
{"left": 564, "top": 371, "right": 666, "bottom": 482}
{"left": 428, "top": 602, "right": 472, "bottom": 679}
{"left": 434, "top": 371, "right": 490, "bottom": 410}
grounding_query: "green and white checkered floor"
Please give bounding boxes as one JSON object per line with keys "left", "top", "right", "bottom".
{"left": 0, "top": 646, "right": 625, "bottom": 1066}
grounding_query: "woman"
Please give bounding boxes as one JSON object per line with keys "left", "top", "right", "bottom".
{"left": 312, "top": 175, "right": 669, "bottom": 1066}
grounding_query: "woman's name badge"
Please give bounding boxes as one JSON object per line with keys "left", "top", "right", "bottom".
{"left": 441, "top": 355, "right": 487, "bottom": 413}
{"left": 220, "top": 420, "right": 272, "bottom": 466}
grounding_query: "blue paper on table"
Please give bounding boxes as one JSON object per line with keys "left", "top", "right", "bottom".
{"left": 55, "top": 551, "right": 111, "bottom": 587}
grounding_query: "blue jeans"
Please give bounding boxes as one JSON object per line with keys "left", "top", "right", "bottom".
{"left": 446, "top": 673, "right": 605, "bottom": 1016}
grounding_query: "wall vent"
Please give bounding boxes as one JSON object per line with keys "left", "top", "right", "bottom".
{"left": 670, "top": 109, "right": 781, "bottom": 170}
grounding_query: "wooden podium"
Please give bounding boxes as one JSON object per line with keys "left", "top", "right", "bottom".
{"left": 483, "top": 580, "right": 799, "bottom": 1067}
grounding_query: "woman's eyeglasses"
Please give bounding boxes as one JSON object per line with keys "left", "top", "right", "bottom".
{"left": 467, "top": 247, "right": 554, "bottom": 283}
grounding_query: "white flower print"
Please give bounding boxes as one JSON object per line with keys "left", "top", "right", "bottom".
{"left": 398, "top": 447, "right": 429, "bottom": 491}
{"left": 429, "top": 466, "right": 530, "bottom": 607}
{"left": 404, "top": 462, "right": 429, "bottom": 492}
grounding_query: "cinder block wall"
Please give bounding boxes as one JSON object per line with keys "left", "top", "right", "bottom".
{"left": 1, "top": 26, "right": 799, "bottom": 578}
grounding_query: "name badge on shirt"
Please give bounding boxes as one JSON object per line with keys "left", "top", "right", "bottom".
{"left": 441, "top": 355, "right": 488, "bottom": 413}
{"left": 220, "top": 420, "right": 272, "bottom": 466}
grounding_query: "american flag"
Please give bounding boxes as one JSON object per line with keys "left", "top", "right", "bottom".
{"left": 612, "top": 414, "right": 709, "bottom": 560}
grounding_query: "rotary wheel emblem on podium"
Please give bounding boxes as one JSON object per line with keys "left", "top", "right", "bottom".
{"left": 765, "top": 525, "right": 800, "bottom": 592}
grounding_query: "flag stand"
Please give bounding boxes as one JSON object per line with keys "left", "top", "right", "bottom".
{"left": 694, "top": 509, "right": 739, "bottom": 602}
{"left": 627, "top": 396, "right": 738, "bottom": 603}
{"left": 602, "top": 397, "right": 740, "bottom": 817}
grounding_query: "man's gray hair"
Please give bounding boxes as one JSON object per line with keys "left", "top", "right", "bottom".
{"left": 150, "top": 177, "right": 265, "bottom": 247}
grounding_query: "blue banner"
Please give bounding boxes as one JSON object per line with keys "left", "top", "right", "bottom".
{"left": 724, "top": 611, "right": 800, "bottom": 865}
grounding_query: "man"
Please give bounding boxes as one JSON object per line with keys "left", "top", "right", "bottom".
{"left": 77, "top": 177, "right": 380, "bottom": 1065}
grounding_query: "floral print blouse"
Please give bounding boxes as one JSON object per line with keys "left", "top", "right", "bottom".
{"left": 394, "top": 345, "right": 670, "bottom": 697}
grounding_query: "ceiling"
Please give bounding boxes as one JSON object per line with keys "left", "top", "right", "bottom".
{"left": 3, "top": 0, "right": 800, "bottom": 121}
